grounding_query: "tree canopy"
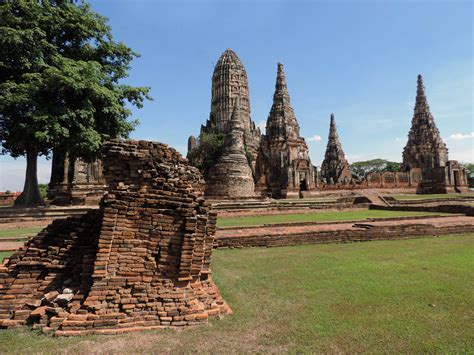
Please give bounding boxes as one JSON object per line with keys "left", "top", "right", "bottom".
{"left": 0, "top": 0, "right": 151, "bottom": 206}
{"left": 187, "top": 133, "right": 226, "bottom": 178}
{"left": 350, "top": 159, "right": 401, "bottom": 179}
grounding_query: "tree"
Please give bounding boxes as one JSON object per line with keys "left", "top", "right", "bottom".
{"left": 350, "top": 159, "right": 402, "bottom": 179}
{"left": 187, "top": 133, "right": 226, "bottom": 177}
{"left": 0, "top": 0, "right": 150, "bottom": 207}
{"left": 464, "top": 163, "right": 474, "bottom": 188}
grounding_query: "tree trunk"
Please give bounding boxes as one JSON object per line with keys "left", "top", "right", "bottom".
{"left": 14, "top": 150, "right": 46, "bottom": 208}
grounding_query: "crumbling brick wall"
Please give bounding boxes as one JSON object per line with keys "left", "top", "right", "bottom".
{"left": 0, "top": 140, "right": 231, "bottom": 336}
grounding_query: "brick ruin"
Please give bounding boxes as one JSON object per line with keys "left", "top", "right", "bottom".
{"left": 205, "top": 98, "right": 255, "bottom": 197}
{"left": 45, "top": 50, "right": 469, "bottom": 203}
{"left": 0, "top": 140, "right": 231, "bottom": 336}
{"left": 255, "top": 63, "right": 316, "bottom": 198}
{"left": 185, "top": 50, "right": 469, "bottom": 199}
{"left": 402, "top": 75, "right": 469, "bottom": 193}
{"left": 190, "top": 48, "right": 261, "bottom": 169}
{"left": 320, "top": 114, "right": 352, "bottom": 186}
{"left": 48, "top": 150, "right": 105, "bottom": 205}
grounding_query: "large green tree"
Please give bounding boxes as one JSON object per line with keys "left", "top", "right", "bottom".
{"left": 0, "top": 0, "right": 150, "bottom": 207}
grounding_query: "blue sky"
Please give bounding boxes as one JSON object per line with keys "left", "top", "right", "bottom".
{"left": 1, "top": 0, "right": 473, "bottom": 191}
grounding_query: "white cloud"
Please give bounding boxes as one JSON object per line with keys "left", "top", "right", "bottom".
{"left": 257, "top": 120, "right": 266, "bottom": 132}
{"left": 394, "top": 137, "right": 405, "bottom": 142}
{"left": 307, "top": 134, "right": 322, "bottom": 142}
{"left": 445, "top": 132, "right": 474, "bottom": 141}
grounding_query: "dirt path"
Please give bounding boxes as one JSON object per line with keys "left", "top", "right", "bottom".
{"left": 0, "top": 220, "right": 50, "bottom": 231}
{"left": 0, "top": 241, "right": 25, "bottom": 251}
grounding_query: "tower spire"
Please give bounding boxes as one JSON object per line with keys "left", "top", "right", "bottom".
{"left": 329, "top": 113, "right": 337, "bottom": 138}
{"left": 414, "top": 74, "right": 430, "bottom": 116}
{"left": 274, "top": 62, "right": 290, "bottom": 103}
{"left": 320, "top": 113, "right": 351, "bottom": 184}
{"left": 402, "top": 74, "right": 448, "bottom": 170}
{"left": 265, "top": 62, "right": 300, "bottom": 139}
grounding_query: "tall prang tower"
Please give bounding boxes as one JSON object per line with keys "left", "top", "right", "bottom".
{"left": 205, "top": 98, "right": 255, "bottom": 197}
{"left": 401, "top": 74, "right": 468, "bottom": 193}
{"left": 199, "top": 49, "right": 261, "bottom": 163}
{"left": 402, "top": 74, "right": 449, "bottom": 170}
{"left": 320, "top": 114, "right": 352, "bottom": 184}
{"left": 255, "top": 63, "right": 316, "bottom": 198}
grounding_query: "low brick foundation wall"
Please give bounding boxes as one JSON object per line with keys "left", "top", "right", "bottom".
{"left": 370, "top": 204, "right": 474, "bottom": 216}
{"left": 215, "top": 224, "right": 474, "bottom": 248}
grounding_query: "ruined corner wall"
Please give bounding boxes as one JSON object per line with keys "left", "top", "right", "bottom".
{"left": 0, "top": 140, "right": 231, "bottom": 336}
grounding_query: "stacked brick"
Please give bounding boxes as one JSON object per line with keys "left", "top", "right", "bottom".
{"left": 0, "top": 140, "right": 231, "bottom": 336}
{"left": 205, "top": 98, "right": 255, "bottom": 197}
{"left": 320, "top": 114, "right": 352, "bottom": 185}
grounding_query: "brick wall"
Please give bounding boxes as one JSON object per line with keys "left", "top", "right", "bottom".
{"left": 215, "top": 224, "right": 474, "bottom": 248}
{"left": 0, "top": 140, "right": 231, "bottom": 336}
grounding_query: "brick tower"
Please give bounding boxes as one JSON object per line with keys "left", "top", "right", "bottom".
{"left": 255, "top": 63, "right": 316, "bottom": 198}
{"left": 320, "top": 114, "right": 351, "bottom": 184}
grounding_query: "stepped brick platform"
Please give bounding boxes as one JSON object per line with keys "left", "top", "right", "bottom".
{"left": 0, "top": 140, "right": 231, "bottom": 336}
{"left": 215, "top": 216, "right": 474, "bottom": 248}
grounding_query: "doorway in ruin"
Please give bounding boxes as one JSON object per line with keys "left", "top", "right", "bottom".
{"left": 453, "top": 170, "right": 461, "bottom": 192}
{"left": 300, "top": 178, "right": 308, "bottom": 191}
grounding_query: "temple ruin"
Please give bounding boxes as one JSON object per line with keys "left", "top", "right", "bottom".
{"left": 402, "top": 75, "right": 468, "bottom": 193}
{"left": 190, "top": 49, "right": 261, "bottom": 170}
{"left": 320, "top": 114, "right": 352, "bottom": 185}
{"left": 48, "top": 151, "right": 105, "bottom": 205}
{"left": 0, "top": 140, "right": 231, "bottom": 335}
{"left": 46, "top": 50, "right": 469, "bottom": 203}
{"left": 255, "top": 63, "right": 316, "bottom": 198}
{"left": 205, "top": 98, "right": 255, "bottom": 197}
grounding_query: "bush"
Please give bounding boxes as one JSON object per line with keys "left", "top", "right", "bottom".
{"left": 187, "top": 133, "right": 226, "bottom": 177}
{"left": 38, "top": 184, "right": 49, "bottom": 200}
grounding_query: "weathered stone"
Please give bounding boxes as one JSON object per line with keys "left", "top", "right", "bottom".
{"left": 320, "top": 114, "right": 351, "bottom": 185}
{"left": 205, "top": 98, "right": 255, "bottom": 197}
{"left": 255, "top": 63, "right": 316, "bottom": 198}
{"left": 402, "top": 75, "right": 469, "bottom": 193}
{"left": 0, "top": 140, "right": 231, "bottom": 336}
{"left": 188, "top": 49, "right": 261, "bottom": 198}
{"left": 49, "top": 151, "right": 105, "bottom": 205}
{"left": 55, "top": 293, "right": 74, "bottom": 306}
{"left": 199, "top": 48, "right": 261, "bottom": 161}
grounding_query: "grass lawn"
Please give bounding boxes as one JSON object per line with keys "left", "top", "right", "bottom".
{"left": 0, "top": 251, "right": 12, "bottom": 262}
{"left": 392, "top": 193, "right": 472, "bottom": 201}
{"left": 0, "top": 227, "right": 43, "bottom": 239}
{"left": 217, "top": 209, "right": 447, "bottom": 227}
{"left": 0, "top": 234, "right": 472, "bottom": 353}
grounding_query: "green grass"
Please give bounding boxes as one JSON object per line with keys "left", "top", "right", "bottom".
{"left": 0, "top": 234, "right": 472, "bottom": 353}
{"left": 393, "top": 193, "right": 472, "bottom": 201}
{"left": 217, "top": 209, "right": 447, "bottom": 227}
{"left": 0, "top": 251, "right": 12, "bottom": 262}
{"left": 0, "top": 227, "right": 42, "bottom": 239}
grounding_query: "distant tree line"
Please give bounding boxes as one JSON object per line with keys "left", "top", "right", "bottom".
{"left": 349, "top": 159, "right": 402, "bottom": 180}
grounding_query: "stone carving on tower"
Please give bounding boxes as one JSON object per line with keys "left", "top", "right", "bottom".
{"left": 255, "top": 63, "right": 316, "bottom": 198}
{"left": 320, "top": 114, "right": 352, "bottom": 184}
{"left": 402, "top": 75, "right": 448, "bottom": 170}
{"left": 402, "top": 75, "right": 468, "bottom": 193}
{"left": 188, "top": 49, "right": 260, "bottom": 197}
{"left": 205, "top": 98, "right": 255, "bottom": 197}
{"left": 188, "top": 49, "right": 261, "bottom": 175}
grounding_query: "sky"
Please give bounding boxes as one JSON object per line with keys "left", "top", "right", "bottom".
{"left": 1, "top": 0, "right": 473, "bottom": 191}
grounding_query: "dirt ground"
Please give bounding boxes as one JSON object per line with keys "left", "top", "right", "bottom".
{"left": 0, "top": 220, "right": 51, "bottom": 231}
